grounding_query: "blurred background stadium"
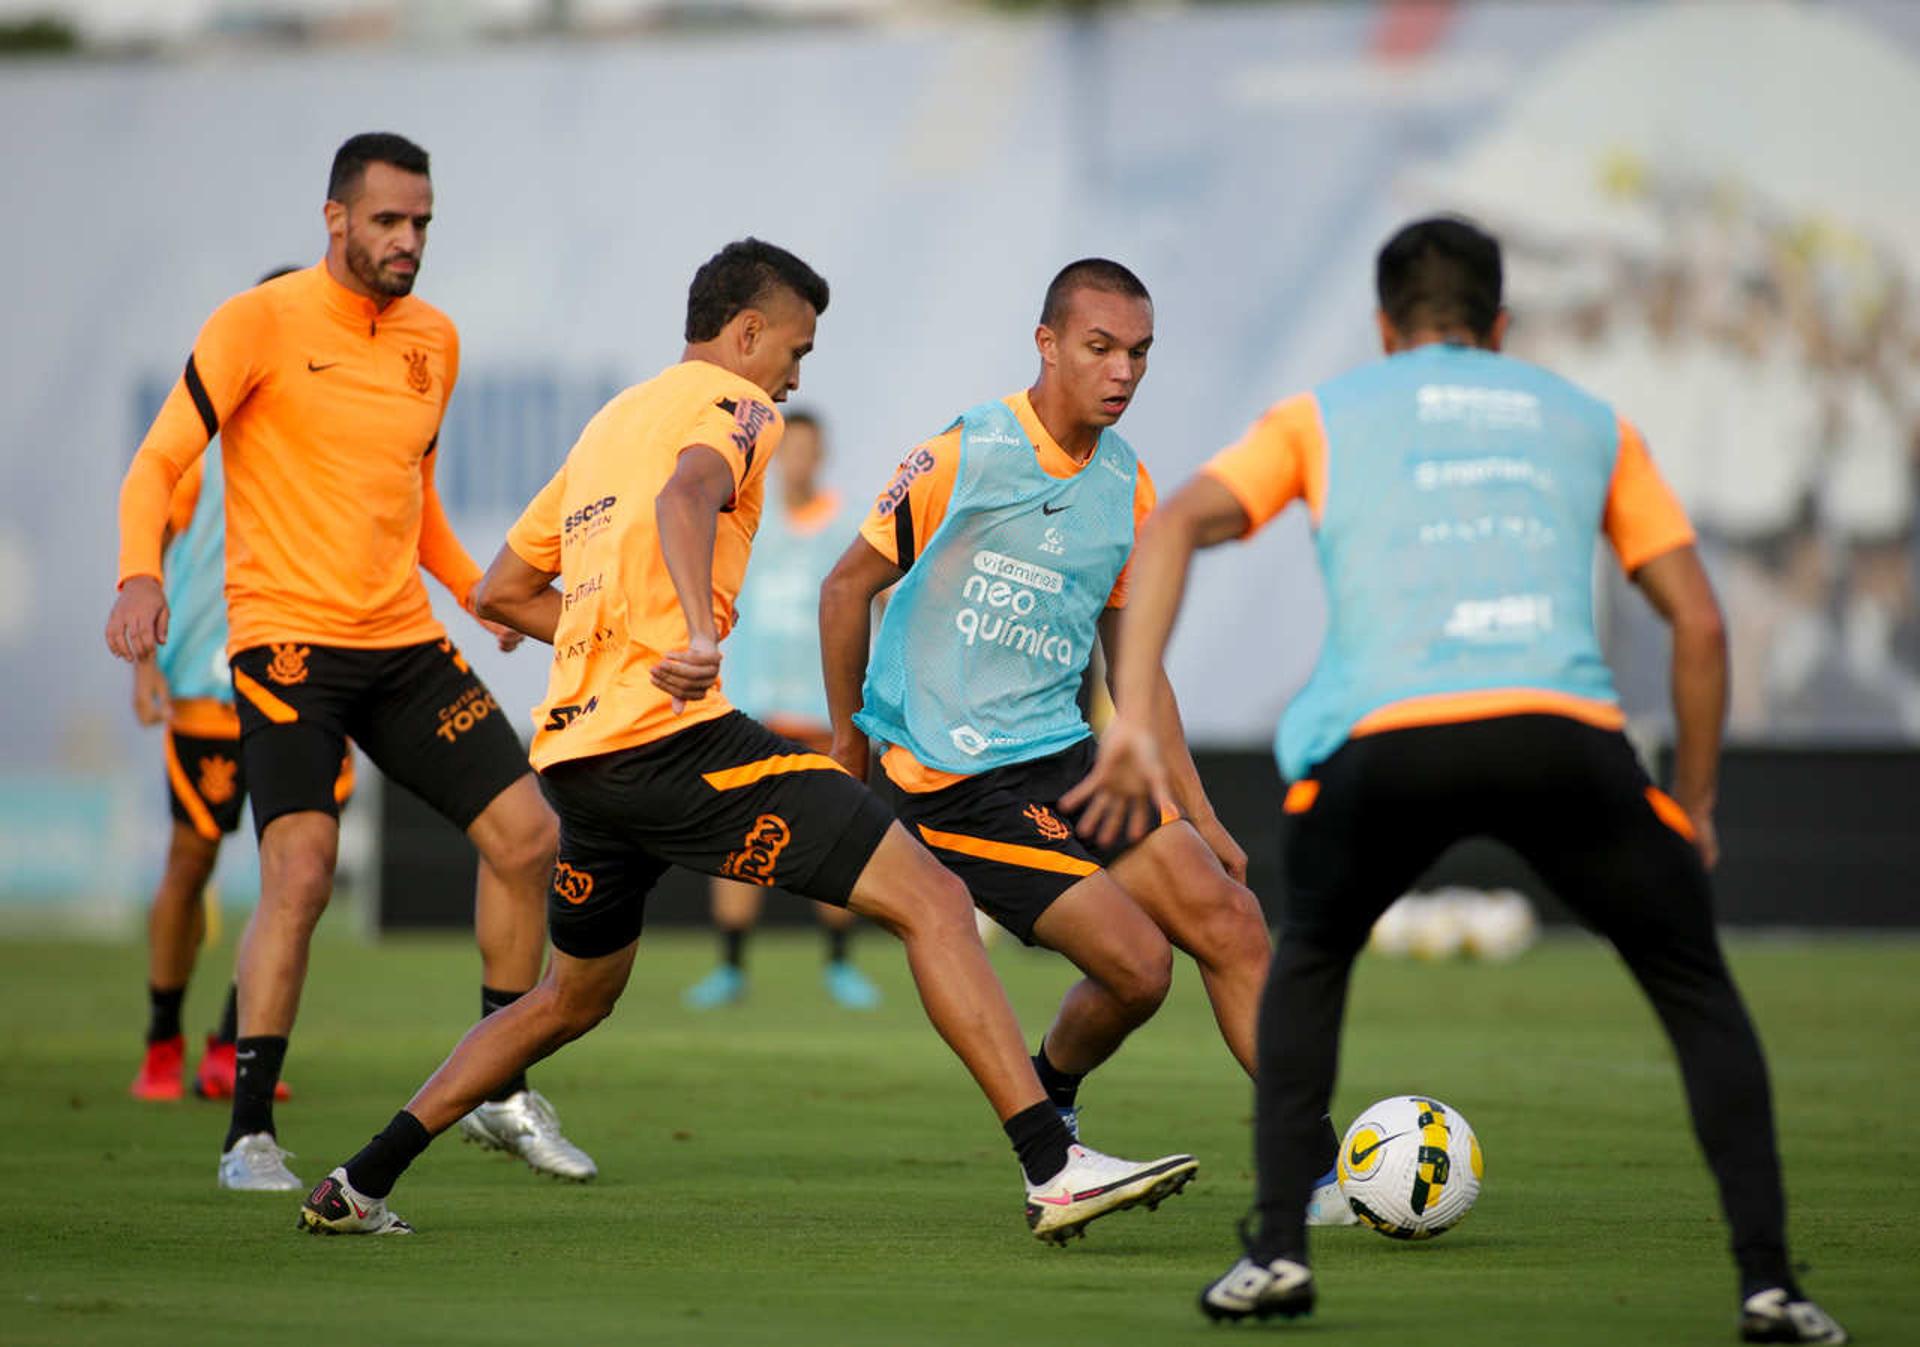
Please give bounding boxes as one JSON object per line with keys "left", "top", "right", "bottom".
{"left": 1, "top": 0, "right": 1915, "bottom": 932}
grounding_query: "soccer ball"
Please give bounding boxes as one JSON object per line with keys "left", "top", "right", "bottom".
{"left": 1337, "top": 1095, "right": 1483, "bottom": 1239}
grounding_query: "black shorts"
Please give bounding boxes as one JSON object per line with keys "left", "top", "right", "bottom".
{"left": 165, "top": 725, "right": 355, "bottom": 839}
{"left": 893, "top": 736, "right": 1137, "bottom": 945}
{"left": 165, "top": 728, "right": 249, "bottom": 839}
{"left": 230, "top": 639, "right": 527, "bottom": 837}
{"left": 1282, "top": 714, "right": 1713, "bottom": 956}
{"left": 539, "top": 711, "right": 895, "bottom": 959}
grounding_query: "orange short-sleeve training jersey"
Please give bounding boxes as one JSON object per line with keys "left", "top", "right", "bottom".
{"left": 116, "top": 264, "right": 472, "bottom": 652}
{"left": 508, "top": 360, "right": 784, "bottom": 771}
{"left": 1202, "top": 395, "right": 1695, "bottom": 739}
{"left": 858, "top": 390, "right": 1156, "bottom": 607}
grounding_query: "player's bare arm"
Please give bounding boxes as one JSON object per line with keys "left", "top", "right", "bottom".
{"left": 1094, "top": 607, "right": 1249, "bottom": 883}
{"left": 473, "top": 544, "right": 562, "bottom": 645}
{"left": 1065, "top": 474, "right": 1250, "bottom": 846}
{"left": 818, "top": 537, "right": 904, "bottom": 780}
{"left": 652, "top": 443, "right": 735, "bottom": 711}
{"left": 1629, "top": 543, "right": 1729, "bottom": 868}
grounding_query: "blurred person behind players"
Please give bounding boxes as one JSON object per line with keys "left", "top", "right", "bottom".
{"left": 683, "top": 410, "right": 881, "bottom": 1011}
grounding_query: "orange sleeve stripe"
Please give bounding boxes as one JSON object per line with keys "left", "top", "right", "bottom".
{"left": 1200, "top": 392, "right": 1328, "bottom": 536}
{"left": 1644, "top": 787, "right": 1697, "bottom": 842}
{"left": 700, "top": 752, "right": 847, "bottom": 792}
{"left": 1605, "top": 417, "right": 1696, "bottom": 574}
{"left": 1283, "top": 780, "right": 1320, "bottom": 814}
{"left": 232, "top": 670, "right": 299, "bottom": 724}
{"left": 914, "top": 824, "right": 1100, "bottom": 878}
{"left": 1349, "top": 689, "right": 1626, "bottom": 738}
{"left": 859, "top": 429, "right": 962, "bottom": 568}
{"left": 164, "top": 731, "right": 223, "bottom": 842}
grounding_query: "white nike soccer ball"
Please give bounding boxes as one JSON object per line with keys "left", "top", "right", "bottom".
{"left": 1336, "top": 1095, "right": 1483, "bottom": 1239}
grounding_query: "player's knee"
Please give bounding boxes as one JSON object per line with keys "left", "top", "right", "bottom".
{"left": 1105, "top": 937, "right": 1174, "bottom": 1020}
{"left": 260, "top": 848, "right": 334, "bottom": 921}
{"left": 492, "top": 806, "right": 559, "bottom": 884}
{"left": 861, "top": 853, "right": 974, "bottom": 942}
{"left": 544, "top": 979, "right": 617, "bottom": 1042}
{"left": 1189, "top": 877, "right": 1271, "bottom": 969}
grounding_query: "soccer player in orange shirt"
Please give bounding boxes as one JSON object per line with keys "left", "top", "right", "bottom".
{"left": 1069, "top": 217, "right": 1846, "bottom": 1343}
{"left": 297, "top": 239, "right": 1194, "bottom": 1243}
{"left": 106, "top": 133, "right": 594, "bottom": 1191}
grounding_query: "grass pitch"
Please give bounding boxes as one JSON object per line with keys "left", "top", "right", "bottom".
{"left": 3, "top": 925, "right": 1915, "bottom": 1346}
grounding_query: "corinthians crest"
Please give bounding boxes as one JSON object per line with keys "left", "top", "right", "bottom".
{"left": 404, "top": 347, "right": 432, "bottom": 395}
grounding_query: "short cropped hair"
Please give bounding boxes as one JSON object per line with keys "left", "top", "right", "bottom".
{"left": 328, "top": 132, "right": 431, "bottom": 203}
{"left": 1040, "top": 258, "right": 1151, "bottom": 329}
{"left": 782, "top": 409, "right": 821, "bottom": 433}
{"left": 1375, "top": 216, "right": 1504, "bottom": 339}
{"left": 684, "top": 239, "right": 831, "bottom": 343}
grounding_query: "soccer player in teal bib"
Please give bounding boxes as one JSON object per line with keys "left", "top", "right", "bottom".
{"left": 823, "top": 260, "right": 1306, "bottom": 1202}
{"left": 1071, "top": 218, "right": 1847, "bottom": 1343}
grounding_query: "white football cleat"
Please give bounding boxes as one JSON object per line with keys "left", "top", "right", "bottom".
{"left": 298, "top": 1167, "right": 413, "bottom": 1236}
{"left": 1739, "top": 1288, "right": 1848, "bottom": 1344}
{"left": 1307, "top": 1169, "right": 1360, "bottom": 1226}
{"left": 217, "top": 1132, "right": 303, "bottom": 1192}
{"left": 1199, "top": 1254, "right": 1316, "bottom": 1321}
{"left": 1024, "top": 1143, "right": 1197, "bottom": 1244}
{"left": 458, "top": 1089, "right": 598, "bottom": 1181}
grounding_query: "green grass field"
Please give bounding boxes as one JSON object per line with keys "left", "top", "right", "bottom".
{"left": 3, "top": 926, "right": 1915, "bottom": 1346}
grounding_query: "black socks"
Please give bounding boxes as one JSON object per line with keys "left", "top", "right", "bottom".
{"left": 480, "top": 986, "right": 529, "bottom": 1102}
{"left": 344, "top": 1110, "right": 432, "bottom": 1200}
{"left": 721, "top": 929, "right": 746, "bottom": 970}
{"left": 146, "top": 985, "right": 185, "bottom": 1044}
{"left": 825, "top": 926, "right": 850, "bottom": 965}
{"left": 1005, "top": 1101, "right": 1074, "bottom": 1185}
{"left": 214, "top": 984, "right": 239, "bottom": 1045}
{"left": 225, "top": 1035, "right": 288, "bottom": 1148}
{"left": 1032, "top": 1044, "right": 1084, "bottom": 1112}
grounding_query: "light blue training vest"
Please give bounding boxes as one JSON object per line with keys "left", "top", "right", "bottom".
{"left": 1280, "top": 344, "right": 1623, "bottom": 780}
{"left": 157, "top": 448, "right": 233, "bottom": 703}
{"left": 723, "top": 493, "right": 844, "bottom": 726}
{"left": 858, "top": 400, "right": 1139, "bottom": 775}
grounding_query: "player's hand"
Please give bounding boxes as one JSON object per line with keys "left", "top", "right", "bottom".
{"left": 1060, "top": 713, "right": 1176, "bottom": 850}
{"left": 476, "top": 613, "right": 525, "bottom": 653}
{"left": 106, "top": 576, "right": 169, "bottom": 662}
{"left": 132, "top": 657, "right": 170, "bottom": 727}
{"left": 651, "top": 635, "right": 721, "bottom": 714}
{"left": 1192, "top": 812, "right": 1249, "bottom": 885}
{"left": 829, "top": 727, "right": 870, "bottom": 783}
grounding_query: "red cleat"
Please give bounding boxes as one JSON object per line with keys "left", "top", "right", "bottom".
{"left": 131, "top": 1035, "right": 186, "bottom": 1101}
{"left": 193, "top": 1036, "right": 292, "bottom": 1102}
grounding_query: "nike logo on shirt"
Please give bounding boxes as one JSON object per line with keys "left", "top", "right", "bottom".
{"left": 1041, "top": 502, "right": 1070, "bottom": 515}
{"left": 307, "top": 360, "right": 340, "bottom": 372}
